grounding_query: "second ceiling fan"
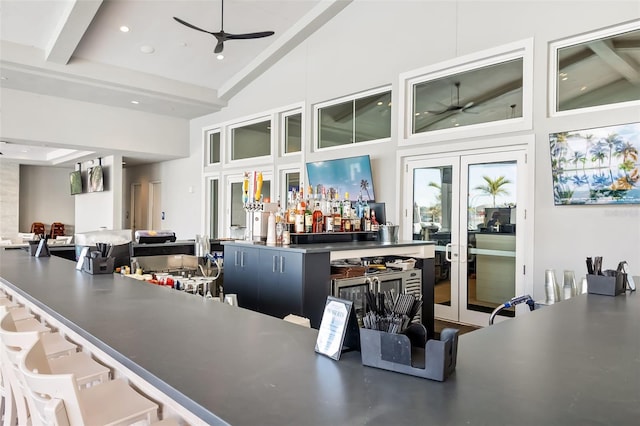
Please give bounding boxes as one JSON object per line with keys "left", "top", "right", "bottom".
{"left": 174, "top": 0, "right": 275, "bottom": 54}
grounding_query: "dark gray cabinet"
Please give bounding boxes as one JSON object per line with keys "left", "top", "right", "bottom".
{"left": 224, "top": 245, "right": 260, "bottom": 311}
{"left": 223, "top": 243, "right": 330, "bottom": 327}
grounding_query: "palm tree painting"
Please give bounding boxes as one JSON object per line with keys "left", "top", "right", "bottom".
{"left": 360, "top": 179, "right": 372, "bottom": 200}
{"left": 549, "top": 122, "right": 640, "bottom": 205}
{"left": 474, "top": 176, "right": 512, "bottom": 207}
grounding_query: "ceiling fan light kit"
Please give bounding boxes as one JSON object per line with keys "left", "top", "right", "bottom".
{"left": 174, "top": 0, "right": 274, "bottom": 54}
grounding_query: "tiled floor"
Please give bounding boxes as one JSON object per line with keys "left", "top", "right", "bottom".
{"left": 435, "top": 319, "right": 481, "bottom": 337}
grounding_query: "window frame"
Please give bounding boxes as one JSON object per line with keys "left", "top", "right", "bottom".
{"left": 549, "top": 20, "right": 640, "bottom": 118}
{"left": 313, "top": 85, "right": 392, "bottom": 152}
{"left": 399, "top": 38, "right": 533, "bottom": 145}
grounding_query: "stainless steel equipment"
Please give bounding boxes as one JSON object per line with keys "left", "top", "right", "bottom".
{"left": 331, "top": 269, "right": 422, "bottom": 324}
{"left": 246, "top": 202, "right": 278, "bottom": 242}
{"left": 134, "top": 230, "right": 177, "bottom": 244}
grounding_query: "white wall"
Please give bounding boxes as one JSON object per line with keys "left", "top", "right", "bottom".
{"left": 19, "top": 165, "right": 75, "bottom": 236}
{"left": 0, "top": 161, "right": 20, "bottom": 240}
{"left": 74, "top": 155, "right": 123, "bottom": 233}
{"left": 183, "top": 0, "right": 640, "bottom": 302}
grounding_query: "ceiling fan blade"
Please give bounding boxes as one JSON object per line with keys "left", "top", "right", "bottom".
{"left": 214, "top": 40, "right": 225, "bottom": 54}
{"left": 173, "top": 17, "right": 215, "bottom": 35}
{"left": 226, "top": 31, "right": 275, "bottom": 40}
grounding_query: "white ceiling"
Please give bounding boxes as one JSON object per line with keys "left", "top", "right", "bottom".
{"left": 0, "top": 0, "right": 350, "bottom": 165}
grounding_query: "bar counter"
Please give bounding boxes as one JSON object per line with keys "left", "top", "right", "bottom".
{"left": 1, "top": 249, "right": 639, "bottom": 425}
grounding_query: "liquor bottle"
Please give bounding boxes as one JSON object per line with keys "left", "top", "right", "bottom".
{"left": 312, "top": 201, "right": 323, "bottom": 233}
{"left": 332, "top": 193, "right": 342, "bottom": 232}
{"left": 362, "top": 198, "right": 371, "bottom": 232}
{"left": 304, "top": 191, "right": 313, "bottom": 233}
{"left": 370, "top": 208, "right": 379, "bottom": 231}
{"left": 341, "top": 192, "right": 352, "bottom": 232}
{"left": 294, "top": 187, "right": 305, "bottom": 233}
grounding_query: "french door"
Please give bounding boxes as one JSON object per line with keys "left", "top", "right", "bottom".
{"left": 406, "top": 148, "right": 527, "bottom": 326}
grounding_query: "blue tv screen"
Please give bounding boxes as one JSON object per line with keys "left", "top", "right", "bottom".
{"left": 306, "top": 155, "right": 375, "bottom": 201}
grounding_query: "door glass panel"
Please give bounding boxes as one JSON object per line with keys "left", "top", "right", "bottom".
{"left": 413, "top": 166, "right": 452, "bottom": 307}
{"left": 467, "top": 161, "right": 517, "bottom": 316}
{"left": 285, "top": 172, "right": 300, "bottom": 194}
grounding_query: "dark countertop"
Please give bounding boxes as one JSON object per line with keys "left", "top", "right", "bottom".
{"left": 1, "top": 250, "right": 639, "bottom": 425}
{"left": 222, "top": 239, "right": 434, "bottom": 254}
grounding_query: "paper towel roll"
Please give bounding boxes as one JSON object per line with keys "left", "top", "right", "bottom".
{"left": 266, "top": 212, "right": 276, "bottom": 245}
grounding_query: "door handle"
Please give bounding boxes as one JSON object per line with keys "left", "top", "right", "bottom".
{"left": 234, "top": 251, "right": 239, "bottom": 267}
{"left": 279, "top": 256, "right": 285, "bottom": 274}
{"left": 272, "top": 255, "right": 278, "bottom": 273}
{"left": 445, "top": 243, "right": 452, "bottom": 262}
{"left": 240, "top": 251, "right": 245, "bottom": 268}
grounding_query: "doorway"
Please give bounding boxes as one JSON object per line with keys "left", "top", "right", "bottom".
{"left": 130, "top": 183, "right": 143, "bottom": 231}
{"left": 406, "top": 148, "right": 528, "bottom": 326}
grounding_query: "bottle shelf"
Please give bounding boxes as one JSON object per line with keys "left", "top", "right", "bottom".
{"left": 289, "top": 231, "right": 377, "bottom": 245}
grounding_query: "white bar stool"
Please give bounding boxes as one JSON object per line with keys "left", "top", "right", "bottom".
{"left": 21, "top": 338, "right": 161, "bottom": 426}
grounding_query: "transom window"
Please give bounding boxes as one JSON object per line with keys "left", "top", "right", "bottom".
{"left": 316, "top": 88, "right": 391, "bottom": 149}
{"left": 231, "top": 119, "right": 271, "bottom": 161}
{"left": 551, "top": 23, "right": 640, "bottom": 114}
{"left": 412, "top": 59, "right": 523, "bottom": 134}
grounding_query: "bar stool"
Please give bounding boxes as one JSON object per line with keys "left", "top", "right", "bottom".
{"left": 0, "top": 312, "right": 111, "bottom": 426}
{"left": 49, "top": 222, "right": 65, "bottom": 239}
{"left": 21, "top": 338, "right": 161, "bottom": 426}
{"left": 30, "top": 222, "right": 45, "bottom": 236}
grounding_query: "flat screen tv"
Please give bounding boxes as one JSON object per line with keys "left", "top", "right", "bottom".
{"left": 70, "top": 170, "right": 82, "bottom": 195}
{"left": 88, "top": 165, "right": 104, "bottom": 193}
{"left": 306, "top": 155, "right": 375, "bottom": 202}
{"left": 549, "top": 122, "right": 640, "bottom": 205}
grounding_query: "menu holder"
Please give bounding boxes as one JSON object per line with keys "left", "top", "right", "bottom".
{"left": 315, "top": 296, "right": 360, "bottom": 360}
{"left": 587, "top": 273, "right": 625, "bottom": 296}
{"left": 359, "top": 324, "right": 459, "bottom": 382}
{"left": 34, "top": 239, "right": 50, "bottom": 258}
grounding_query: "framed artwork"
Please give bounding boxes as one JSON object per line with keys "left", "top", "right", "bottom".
{"left": 70, "top": 170, "right": 82, "bottom": 195}
{"left": 88, "top": 165, "right": 104, "bottom": 192}
{"left": 549, "top": 122, "right": 639, "bottom": 205}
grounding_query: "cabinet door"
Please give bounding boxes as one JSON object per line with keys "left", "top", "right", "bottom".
{"left": 258, "top": 250, "right": 303, "bottom": 319}
{"left": 225, "top": 246, "right": 260, "bottom": 311}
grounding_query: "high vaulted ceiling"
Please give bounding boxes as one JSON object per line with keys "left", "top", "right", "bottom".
{"left": 0, "top": 0, "right": 351, "bottom": 165}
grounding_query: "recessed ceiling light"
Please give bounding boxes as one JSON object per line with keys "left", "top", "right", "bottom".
{"left": 415, "top": 112, "right": 420, "bottom": 116}
{"left": 120, "top": 26, "right": 130, "bottom": 33}
{"left": 0, "top": 76, "right": 7, "bottom": 80}
{"left": 130, "top": 100, "right": 139, "bottom": 105}
{"left": 562, "top": 77, "right": 568, "bottom": 81}
{"left": 580, "top": 86, "right": 587, "bottom": 91}
{"left": 216, "top": 54, "right": 224, "bottom": 60}
{"left": 377, "top": 101, "right": 383, "bottom": 106}
{"left": 140, "top": 45, "right": 155, "bottom": 54}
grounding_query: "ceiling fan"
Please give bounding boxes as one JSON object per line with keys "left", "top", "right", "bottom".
{"left": 430, "top": 82, "right": 475, "bottom": 115}
{"left": 173, "top": 0, "right": 275, "bottom": 54}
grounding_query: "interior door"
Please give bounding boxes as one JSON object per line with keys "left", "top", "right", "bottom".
{"left": 149, "top": 181, "right": 162, "bottom": 230}
{"left": 131, "top": 183, "right": 143, "bottom": 231}
{"left": 407, "top": 149, "right": 526, "bottom": 326}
